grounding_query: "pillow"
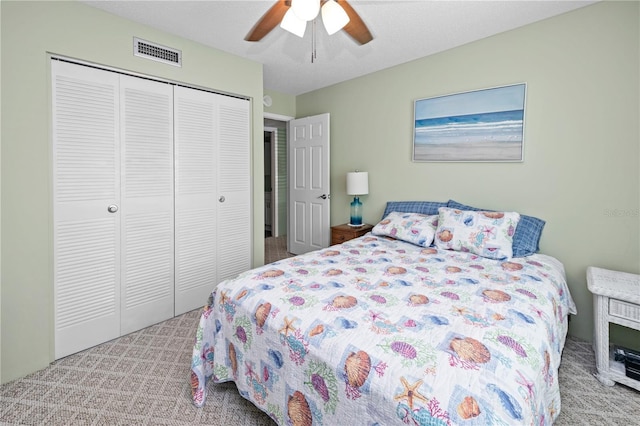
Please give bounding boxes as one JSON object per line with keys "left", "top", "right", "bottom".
{"left": 447, "top": 200, "right": 545, "bottom": 257}
{"left": 381, "top": 201, "right": 448, "bottom": 220}
{"left": 435, "top": 207, "right": 520, "bottom": 260}
{"left": 372, "top": 212, "right": 438, "bottom": 248}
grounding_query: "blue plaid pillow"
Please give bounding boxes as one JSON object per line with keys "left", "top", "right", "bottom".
{"left": 446, "top": 200, "right": 545, "bottom": 257}
{"left": 381, "top": 201, "right": 448, "bottom": 220}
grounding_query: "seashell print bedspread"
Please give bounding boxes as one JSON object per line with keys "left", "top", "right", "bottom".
{"left": 190, "top": 234, "right": 576, "bottom": 425}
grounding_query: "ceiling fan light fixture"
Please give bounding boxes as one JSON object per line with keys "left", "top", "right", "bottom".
{"left": 321, "top": 0, "right": 350, "bottom": 35}
{"left": 291, "top": 0, "right": 320, "bottom": 22}
{"left": 280, "top": 8, "right": 307, "bottom": 37}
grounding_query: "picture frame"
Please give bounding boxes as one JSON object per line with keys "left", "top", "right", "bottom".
{"left": 413, "top": 83, "right": 526, "bottom": 162}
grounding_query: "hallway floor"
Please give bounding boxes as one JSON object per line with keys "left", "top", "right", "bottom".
{"left": 264, "top": 235, "right": 294, "bottom": 264}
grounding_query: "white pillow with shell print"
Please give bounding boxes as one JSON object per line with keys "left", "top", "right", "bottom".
{"left": 434, "top": 207, "right": 520, "bottom": 260}
{"left": 372, "top": 211, "right": 438, "bottom": 248}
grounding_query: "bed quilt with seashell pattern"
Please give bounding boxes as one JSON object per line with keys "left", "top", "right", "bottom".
{"left": 190, "top": 233, "right": 576, "bottom": 425}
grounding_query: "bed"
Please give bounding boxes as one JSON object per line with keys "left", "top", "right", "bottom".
{"left": 190, "top": 200, "right": 576, "bottom": 425}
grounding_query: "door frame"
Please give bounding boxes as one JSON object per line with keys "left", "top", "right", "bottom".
{"left": 264, "top": 112, "right": 293, "bottom": 240}
{"left": 264, "top": 127, "right": 277, "bottom": 236}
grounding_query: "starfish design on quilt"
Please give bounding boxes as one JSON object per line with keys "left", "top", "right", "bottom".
{"left": 244, "top": 361, "right": 256, "bottom": 380}
{"left": 368, "top": 310, "right": 383, "bottom": 322}
{"left": 481, "top": 225, "right": 496, "bottom": 237}
{"left": 279, "top": 316, "right": 295, "bottom": 336}
{"left": 219, "top": 291, "right": 230, "bottom": 305}
{"left": 516, "top": 369, "right": 535, "bottom": 399}
{"left": 394, "top": 377, "right": 429, "bottom": 410}
{"left": 452, "top": 306, "right": 468, "bottom": 316}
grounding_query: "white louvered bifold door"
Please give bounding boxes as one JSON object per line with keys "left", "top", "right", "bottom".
{"left": 119, "top": 76, "right": 174, "bottom": 334}
{"left": 53, "top": 60, "right": 250, "bottom": 356}
{"left": 52, "top": 60, "right": 121, "bottom": 359}
{"left": 174, "top": 86, "right": 219, "bottom": 315}
{"left": 174, "top": 89, "right": 251, "bottom": 314}
{"left": 216, "top": 96, "right": 251, "bottom": 282}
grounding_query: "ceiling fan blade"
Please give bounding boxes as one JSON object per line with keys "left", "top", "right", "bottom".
{"left": 245, "top": 0, "right": 290, "bottom": 42}
{"left": 337, "top": 0, "right": 373, "bottom": 45}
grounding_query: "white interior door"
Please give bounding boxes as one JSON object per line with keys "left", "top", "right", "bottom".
{"left": 119, "top": 75, "right": 174, "bottom": 335}
{"left": 288, "top": 113, "right": 330, "bottom": 255}
{"left": 52, "top": 60, "right": 121, "bottom": 359}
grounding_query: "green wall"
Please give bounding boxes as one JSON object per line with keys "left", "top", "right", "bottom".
{"left": 1, "top": 1, "right": 264, "bottom": 383}
{"left": 296, "top": 1, "right": 639, "bottom": 346}
{"left": 264, "top": 89, "right": 296, "bottom": 118}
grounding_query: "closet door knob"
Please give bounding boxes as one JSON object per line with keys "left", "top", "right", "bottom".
{"left": 107, "top": 204, "right": 119, "bottom": 213}
{"left": 219, "top": 196, "right": 226, "bottom": 203}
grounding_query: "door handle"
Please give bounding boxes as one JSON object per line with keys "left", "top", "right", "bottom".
{"left": 107, "top": 204, "right": 119, "bottom": 213}
{"left": 318, "top": 194, "right": 330, "bottom": 200}
{"left": 219, "top": 196, "right": 226, "bottom": 203}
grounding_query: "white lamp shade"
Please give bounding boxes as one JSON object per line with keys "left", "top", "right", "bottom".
{"left": 321, "top": 0, "right": 350, "bottom": 35}
{"left": 346, "top": 171, "right": 369, "bottom": 195}
{"left": 280, "top": 8, "right": 307, "bottom": 37}
{"left": 291, "top": 0, "right": 320, "bottom": 22}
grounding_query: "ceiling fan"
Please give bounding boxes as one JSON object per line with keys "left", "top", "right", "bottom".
{"left": 245, "top": 0, "right": 373, "bottom": 45}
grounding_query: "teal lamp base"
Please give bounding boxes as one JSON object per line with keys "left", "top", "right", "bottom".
{"left": 349, "top": 196, "right": 363, "bottom": 227}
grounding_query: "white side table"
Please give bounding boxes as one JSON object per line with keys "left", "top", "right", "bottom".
{"left": 586, "top": 266, "right": 640, "bottom": 391}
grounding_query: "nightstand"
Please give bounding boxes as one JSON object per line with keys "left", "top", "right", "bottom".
{"left": 586, "top": 266, "right": 640, "bottom": 391}
{"left": 331, "top": 223, "right": 373, "bottom": 245}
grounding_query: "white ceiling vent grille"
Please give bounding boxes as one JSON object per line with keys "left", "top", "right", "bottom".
{"left": 133, "top": 37, "right": 182, "bottom": 67}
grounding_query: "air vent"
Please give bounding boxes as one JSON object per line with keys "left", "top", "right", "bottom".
{"left": 133, "top": 37, "right": 182, "bottom": 67}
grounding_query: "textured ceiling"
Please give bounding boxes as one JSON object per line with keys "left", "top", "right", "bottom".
{"left": 82, "top": 0, "right": 596, "bottom": 95}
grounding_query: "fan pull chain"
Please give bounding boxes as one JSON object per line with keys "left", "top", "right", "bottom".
{"left": 311, "top": 19, "right": 317, "bottom": 63}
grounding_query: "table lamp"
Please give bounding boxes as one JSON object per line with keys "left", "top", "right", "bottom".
{"left": 346, "top": 171, "right": 369, "bottom": 227}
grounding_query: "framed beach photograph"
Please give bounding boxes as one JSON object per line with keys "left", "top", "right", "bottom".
{"left": 413, "top": 83, "right": 526, "bottom": 162}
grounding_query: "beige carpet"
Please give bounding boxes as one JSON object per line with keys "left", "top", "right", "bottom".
{"left": 1, "top": 237, "right": 639, "bottom": 425}
{"left": 0, "top": 310, "right": 274, "bottom": 425}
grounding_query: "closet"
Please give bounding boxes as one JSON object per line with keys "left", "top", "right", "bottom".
{"left": 52, "top": 60, "right": 251, "bottom": 359}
